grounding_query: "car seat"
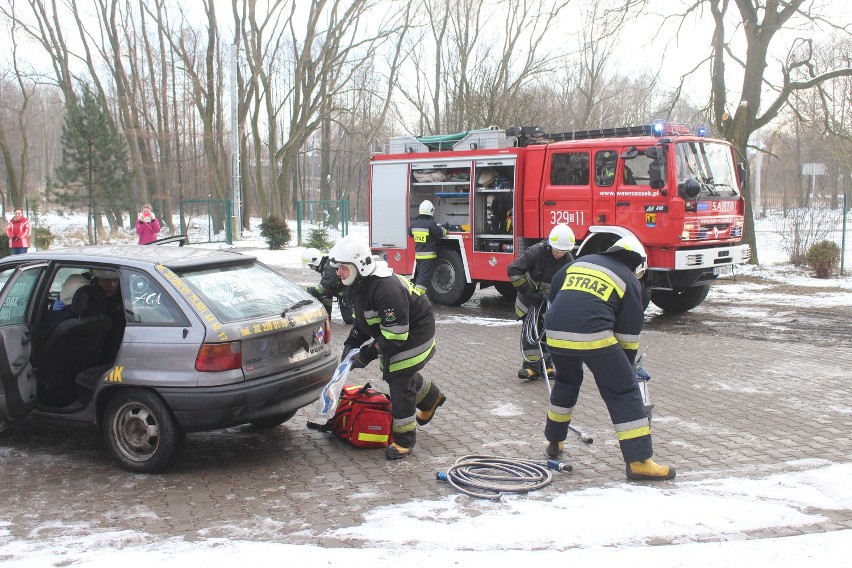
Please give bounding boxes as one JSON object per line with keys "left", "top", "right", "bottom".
{"left": 38, "top": 285, "right": 111, "bottom": 407}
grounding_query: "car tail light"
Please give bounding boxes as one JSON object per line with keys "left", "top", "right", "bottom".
{"left": 196, "top": 341, "right": 242, "bottom": 372}
{"left": 324, "top": 318, "right": 331, "bottom": 344}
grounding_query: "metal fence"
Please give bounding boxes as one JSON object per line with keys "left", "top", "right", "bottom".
{"left": 177, "top": 199, "right": 232, "bottom": 245}
{"left": 295, "top": 199, "right": 350, "bottom": 245}
{"left": 753, "top": 193, "right": 850, "bottom": 273}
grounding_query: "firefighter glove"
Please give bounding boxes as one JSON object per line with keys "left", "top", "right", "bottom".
{"left": 341, "top": 342, "right": 360, "bottom": 360}
{"left": 351, "top": 342, "right": 379, "bottom": 369}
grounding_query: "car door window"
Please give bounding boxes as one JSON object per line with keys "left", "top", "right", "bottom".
{"left": 0, "top": 267, "right": 15, "bottom": 290}
{"left": 0, "top": 267, "right": 42, "bottom": 325}
{"left": 126, "top": 269, "right": 188, "bottom": 325}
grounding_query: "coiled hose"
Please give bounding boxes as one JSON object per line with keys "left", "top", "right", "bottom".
{"left": 436, "top": 454, "right": 569, "bottom": 500}
{"left": 519, "top": 299, "right": 546, "bottom": 366}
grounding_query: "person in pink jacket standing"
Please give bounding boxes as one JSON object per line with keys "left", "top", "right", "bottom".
{"left": 135, "top": 204, "right": 161, "bottom": 244}
{"left": 6, "top": 208, "right": 31, "bottom": 254}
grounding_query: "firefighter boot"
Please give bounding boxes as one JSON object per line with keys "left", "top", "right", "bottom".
{"left": 385, "top": 443, "right": 414, "bottom": 460}
{"left": 626, "top": 458, "right": 676, "bottom": 481}
{"left": 517, "top": 365, "right": 540, "bottom": 380}
{"left": 546, "top": 441, "right": 564, "bottom": 459}
{"left": 416, "top": 392, "right": 446, "bottom": 426}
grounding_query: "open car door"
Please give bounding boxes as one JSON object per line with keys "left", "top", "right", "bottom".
{"left": 0, "top": 262, "right": 47, "bottom": 430}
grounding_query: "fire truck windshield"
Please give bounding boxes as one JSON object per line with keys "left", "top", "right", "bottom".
{"left": 675, "top": 141, "right": 740, "bottom": 198}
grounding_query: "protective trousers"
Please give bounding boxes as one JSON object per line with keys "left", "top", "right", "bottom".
{"left": 385, "top": 371, "right": 442, "bottom": 449}
{"left": 412, "top": 259, "right": 436, "bottom": 292}
{"left": 545, "top": 350, "right": 652, "bottom": 463}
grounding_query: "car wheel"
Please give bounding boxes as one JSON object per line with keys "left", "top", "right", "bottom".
{"left": 103, "top": 388, "right": 186, "bottom": 474}
{"left": 250, "top": 409, "right": 298, "bottom": 429}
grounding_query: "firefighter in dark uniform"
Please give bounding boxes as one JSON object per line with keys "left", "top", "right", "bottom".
{"left": 408, "top": 199, "right": 447, "bottom": 293}
{"left": 543, "top": 236, "right": 675, "bottom": 481}
{"left": 301, "top": 247, "right": 352, "bottom": 323}
{"left": 331, "top": 235, "right": 446, "bottom": 460}
{"left": 507, "top": 224, "right": 575, "bottom": 380}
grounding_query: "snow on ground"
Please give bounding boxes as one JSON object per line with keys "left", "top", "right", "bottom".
{"left": 2, "top": 211, "right": 850, "bottom": 566}
{"left": 1, "top": 462, "right": 850, "bottom": 567}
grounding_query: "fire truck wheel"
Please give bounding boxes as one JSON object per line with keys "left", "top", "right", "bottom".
{"left": 650, "top": 284, "right": 711, "bottom": 313}
{"left": 429, "top": 248, "right": 476, "bottom": 306}
{"left": 640, "top": 279, "right": 651, "bottom": 310}
{"left": 493, "top": 281, "right": 517, "bottom": 301}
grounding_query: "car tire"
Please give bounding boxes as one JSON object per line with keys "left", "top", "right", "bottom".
{"left": 250, "top": 409, "right": 298, "bottom": 429}
{"left": 103, "top": 388, "right": 186, "bottom": 474}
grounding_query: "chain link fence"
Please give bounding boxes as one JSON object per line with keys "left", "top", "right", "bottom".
{"left": 753, "top": 193, "right": 850, "bottom": 274}
{"left": 177, "top": 199, "right": 232, "bottom": 245}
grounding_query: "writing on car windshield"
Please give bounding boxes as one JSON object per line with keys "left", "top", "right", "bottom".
{"left": 178, "top": 263, "right": 306, "bottom": 323}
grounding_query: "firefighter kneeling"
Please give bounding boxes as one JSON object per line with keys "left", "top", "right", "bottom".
{"left": 543, "top": 236, "right": 675, "bottom": 481}
{"left": 330, "top": 235, "right": 446, "bottom": 460}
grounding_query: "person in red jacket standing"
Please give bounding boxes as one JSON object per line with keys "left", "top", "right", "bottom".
{"left": 135, "top": 204, "right": 161, "bottom": 245}
{"left": 6, "top": 208, "right": 31, "bottom": 254}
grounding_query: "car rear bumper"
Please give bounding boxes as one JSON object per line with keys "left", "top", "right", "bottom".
{"left": 158, "top": 353, "right": 336, "bottom": 431}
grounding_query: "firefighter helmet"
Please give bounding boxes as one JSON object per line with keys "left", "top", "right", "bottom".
{"left": 605, "top": 236, "right": 648, "bottom": 278}
{"left": 548, "top": 224, "right": 576, "bottom": 252}
{"left": 301, "top": 248, "right": 323, "bottom": 270}
{"left": 329, "top": 235, "right": 376, "bottom": 284}
{"left": 419, "top": 200, "right": 435, "bottom": 216}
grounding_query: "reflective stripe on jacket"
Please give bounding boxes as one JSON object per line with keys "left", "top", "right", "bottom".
{"left": 507, "top": 240, "right": 572, "bottom": 317}
{"left": 409, "top": 216, "right": 446, "bottom": 260}
{"left": 544, "top": 253, "right": 643, "bottom": 361}
{"left": 345, "top": 272, "right": 436, "bottom": 378}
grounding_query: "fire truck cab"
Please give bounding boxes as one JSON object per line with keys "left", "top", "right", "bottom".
{"left": 368, "top": 123, "right": 750, "bottom": 313}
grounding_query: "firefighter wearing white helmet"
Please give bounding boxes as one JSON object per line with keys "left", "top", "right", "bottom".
{"left": 330, "top": 235, "right": 446, "bottom": 460}
{"left": 301, "top": 248, "right": 352, "bottom": 323}
{"left": 408, "top": 199, "right": 448, "bottom": 293}
{"left": 542, "top": 234, "right": 676, "bottom": 481}
{"left": 507, "top": 223, "right": 575, "bottom": 380}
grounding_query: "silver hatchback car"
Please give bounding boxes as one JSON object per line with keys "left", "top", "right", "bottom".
{"left": 0, "top": 245, "right": 335, "bottom": 473}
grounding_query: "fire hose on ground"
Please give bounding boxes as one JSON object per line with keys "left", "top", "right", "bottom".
{"left": 436, "top": 454, "right": 570, "bottom": 500}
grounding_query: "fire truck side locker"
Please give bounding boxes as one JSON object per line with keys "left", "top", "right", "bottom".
{"left": 470, "top": 157, "right": 518, "bottom": 282}
{"left": 370, "top": 161, "right": 411, "bottom": 269}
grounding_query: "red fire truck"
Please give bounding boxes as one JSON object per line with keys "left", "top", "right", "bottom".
{"left": 368, "top": 123, "right": 750, "bottom": 313}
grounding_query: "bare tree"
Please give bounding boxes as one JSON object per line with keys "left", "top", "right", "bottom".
{"left": 0, "top": 24, "right": 33, "bottom": 211}
{"left": 271, "top": 0, "right": 410, "bottom": 217}
{"left": 619, "top": 0, "right": 852, "bottom": 264}
{"left": 399, "top": 0, "right": 571, "bottom": 135}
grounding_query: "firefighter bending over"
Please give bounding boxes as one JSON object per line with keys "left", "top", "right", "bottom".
{"left": 543, "top": 236, "right": 675, "bottom": 481}
{"left": 408, "top": 200, "right": 447, "bottom": 293}
{"left": 331, "top": 235, "right": 446, "bottom": 460}
{"left": 507, "top": 224, "right": 575, "bottom": 380}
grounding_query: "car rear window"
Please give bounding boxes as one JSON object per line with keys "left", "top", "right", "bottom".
{"left": 175, "top": 262, "right": 310, "bottom": 323}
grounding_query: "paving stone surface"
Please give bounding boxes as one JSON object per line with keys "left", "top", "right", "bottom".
{"left": 2, "top": 266, "right": 851, "bottom": 549}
